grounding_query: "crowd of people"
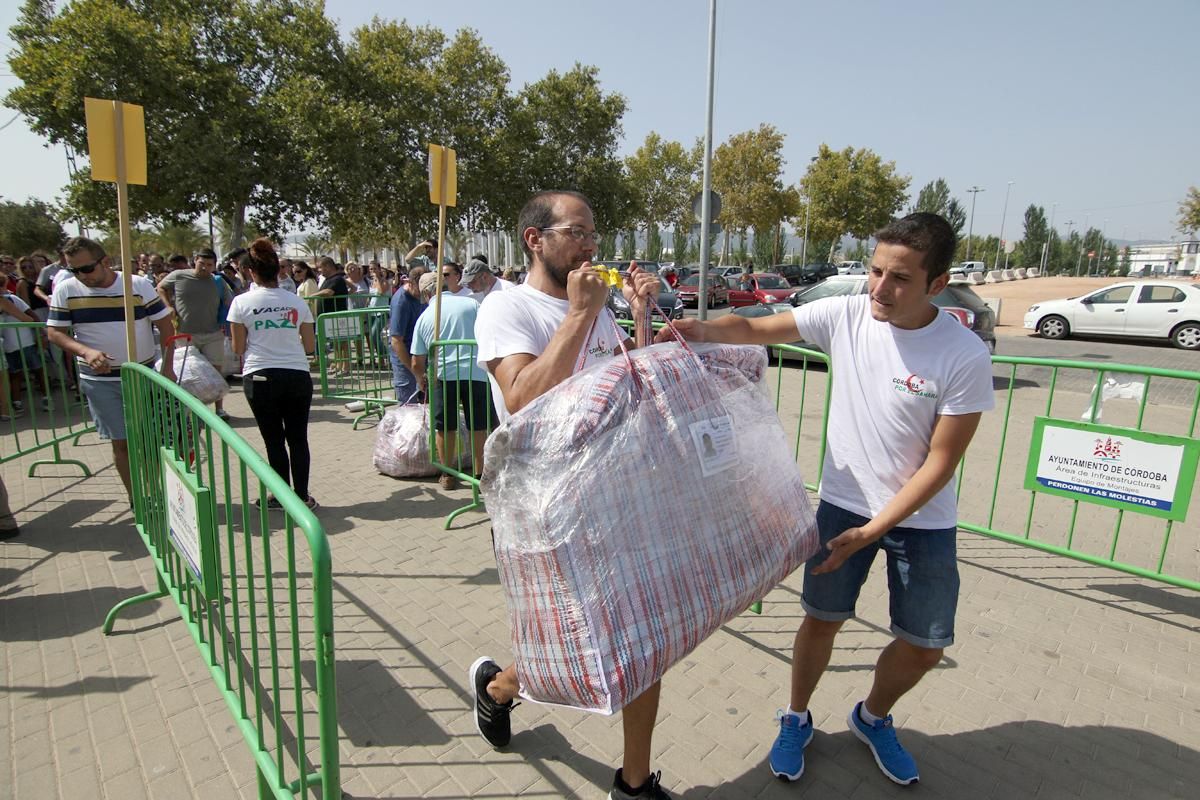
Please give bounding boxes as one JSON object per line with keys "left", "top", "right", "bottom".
{"left": 3, "top": 198, "right": 990, "bottom": 800}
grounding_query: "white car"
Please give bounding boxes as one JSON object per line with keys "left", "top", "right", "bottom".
{"left": 837, "top": 260, "right": 865, "bottom": 275}
{"left": 1023, "top": 281, "right": 1200, "bottom": 350}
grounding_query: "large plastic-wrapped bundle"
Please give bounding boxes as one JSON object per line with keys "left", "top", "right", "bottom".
{"left": 374, "top": 404, "right": 438, "bottom": 477}
{"left": 481, "top": 341, "right": 818, "bottom": 715}
{"left": 158, "top": 346, "right": 228, "bottom": 404}
{"left": 373, "top": 404, "right": 473, "bottom": 478}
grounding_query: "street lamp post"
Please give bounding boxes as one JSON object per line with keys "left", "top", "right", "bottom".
{"left": 965, "top": 186, "right": 985, "bottom": 262}
{"left": 1075, "top": 213, "right": 1090, "bottom": 276}
{"left": 1096, "top": 218, "right": 1109, "bottom": 276}
{"left": 1041, "top": 202, "right": 1057, "bottom": 274}
{"left": 799, "top": 156, "right": 817, "bottom": 268}
{"left": 993, "top": 180, "right": 1013, "bottom": 270}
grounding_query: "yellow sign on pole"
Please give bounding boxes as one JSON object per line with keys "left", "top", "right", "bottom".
{"left": 427, "top": 144, "right": 457, "bottom": 384}
{"left": 83, "top": 97, "right": 147, "bottom": 185}
{"left": 84, "top": 97, "right": 147, "bottom": 365}
{"left": 427, "top": 144, "right": 457, "bottom": 208}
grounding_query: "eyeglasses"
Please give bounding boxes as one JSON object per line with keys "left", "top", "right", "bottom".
{"left": 540, "top": 225, "right": 601, "bottom": 244}
{"left": 442, "top": 271, "right": 456, "bottom": 278}
{"left": 67, "top": 261, "right": 100, "bottom": 275}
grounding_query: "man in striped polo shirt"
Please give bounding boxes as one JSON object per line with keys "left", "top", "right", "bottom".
{"left": 46, "top": 237, "right": 177, "bottom": 503}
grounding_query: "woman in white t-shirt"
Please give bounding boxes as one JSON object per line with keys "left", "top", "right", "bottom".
{"left": 227, "top": 238, "right": 318, "bottom": 510}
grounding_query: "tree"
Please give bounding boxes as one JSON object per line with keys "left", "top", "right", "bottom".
{"left": 712, "top": 125, "right": 799, "bottom": 250}
{"left": 1178, "top": 186, "right": 1200, "bottom": 236}
{"left": 624, "top": 132, "right": 700, "bottom": 235}
{"left": 911, "top": 178, "right": 965, "bottom": 236}
{"left": 799, "top": 144, "right": 910, "bottom": 260}
{"left": 505, "top": 64, "right": 633, "bottom": 232}
{"left": 0, "top": 198, "right": 65, "bottom": 254}
{"left": 6, "top": 0, "right": 344, "bottom": 243}
{"left": 1017, "top": 205, "right": 1049, "bottom": 269}
{"left": 151, "top": 222, "right": 208, "bottom": 257}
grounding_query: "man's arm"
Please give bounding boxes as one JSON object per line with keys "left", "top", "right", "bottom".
{"left": 654, "top": 309, "right": 801, "bottom": 346}
{"left": 411, "top": 354, "right": 427, "bottom": 391}
{"left": 153, "top": 315, "right": 177, "bottom": 382}
{"left": 156, "top": 281, "right": 175, "bottom": 315}
{"left": 486, "top": 267, "right": 609, "bottom": 415}
{"left": 811, "top": 412, "right": 982, "bottom": 575}
{"left": 390, "top": 335, "right": 413, "bottom": 367}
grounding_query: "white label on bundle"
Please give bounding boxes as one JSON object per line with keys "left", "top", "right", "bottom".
{"left": 690, "top": 415, "right": 738, "bottom": 476}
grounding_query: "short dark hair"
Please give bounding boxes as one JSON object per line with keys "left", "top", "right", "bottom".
{"left": 62, "top": 236, "right": 105, "bottom": 262}
{"left": 317, "top": 256, "right": 337, "bottom": 271}
{"left": 194, "top": 247, "right": 217, "bottom": 261}
{"left": 516, "top": 190, "right": 592, "bottom": 257}
{"left": 167, "top": 253, "right": 188, "bottom": 266}
{"left": 873, "top": 212, "right": 957, "bottom": 284}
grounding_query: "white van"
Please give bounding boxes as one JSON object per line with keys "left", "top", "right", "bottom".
{"left": 837, "top": 260, "right": 865, "bottom": 275}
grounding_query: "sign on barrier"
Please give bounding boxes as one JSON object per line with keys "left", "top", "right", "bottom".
{"left": 1024, "top": 417, "right": 1199, "bottom": 521}
{"left": 162, "top": 445, "right": 218, "bottom": 599}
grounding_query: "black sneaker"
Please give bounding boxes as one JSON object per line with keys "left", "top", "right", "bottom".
{"left": 469, "top": 656, "right": 516, "bottom": 748}
{"left": 609, "top": 769, "right": 671, "bottom": 799}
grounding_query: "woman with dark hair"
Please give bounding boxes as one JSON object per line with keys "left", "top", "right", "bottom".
{"left": 226, "top": 238, "right": 318, "bottom": 510}
{"left": 292, "top": 261, "right": 319, "bottom": 297}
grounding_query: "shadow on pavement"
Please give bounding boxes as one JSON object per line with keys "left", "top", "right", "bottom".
{"left": 678, "top": 720, "right": 1195, "bottom": 799}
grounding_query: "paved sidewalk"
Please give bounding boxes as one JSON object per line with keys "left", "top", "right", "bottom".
{"left": 2, "top": 386, "right": 1199, "bottom": 799}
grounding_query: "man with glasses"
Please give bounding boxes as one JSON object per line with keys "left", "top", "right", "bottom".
{"left": 46, "top": 237, "right": 177, "bottom": 505}
{"left": 439, "top": 261, "right": 473, "bottom": 298}
{"left": 462, "top": 257, "right": 514, "bottom": 303}
{"left": 471, "top": 190, "right": 669, "bottom": 800}
{"left": 157, "top": 247, "right": 233, "bottom": 420}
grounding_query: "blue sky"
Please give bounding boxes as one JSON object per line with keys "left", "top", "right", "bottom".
{"left": 2, "top": 0, "right": 1195, "bottom": 242}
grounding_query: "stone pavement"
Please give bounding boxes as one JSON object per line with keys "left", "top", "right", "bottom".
{"left": 2, "top": 379, "right": 1199, "bottom": 800}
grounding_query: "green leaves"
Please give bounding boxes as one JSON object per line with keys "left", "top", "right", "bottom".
{"left": 0, "top": 197, "right": 65, "bottom": 254}
{"left": 1178, "top": 187, "right": 1200, "bottom": 236}
{"left": 799, "top": 144, "right": 910, "bottom": 256}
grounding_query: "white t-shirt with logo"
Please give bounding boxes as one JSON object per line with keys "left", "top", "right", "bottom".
{"left": 792, "top": 294, "right": 994, "bottom": 529}
{"left": 226, "top": 287, "right": 314, "bottom": 375}
{"left": 475, "top": 283, "right": 624, "bottom": 424}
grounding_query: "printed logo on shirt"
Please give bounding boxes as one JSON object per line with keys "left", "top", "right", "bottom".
{"left": 891, "top": 373, "right": 939, "bottom": 399}
{"left": 586, "top": 337, "right": 613, "bottom": 361}
{"left": 252, "top": 307, "right": 300, "bottom": 330}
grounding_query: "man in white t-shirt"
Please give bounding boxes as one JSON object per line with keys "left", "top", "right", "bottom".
{"left": 470, "top": 190, "right": 666, "bottom": 800}
{"left": 664, "top": 212, "right": 994, "bottom": 788}
{"left": 438, "top": 261, "right": 474, "bottom": 298}
{"left": 46, "top": 236, "right": 177, "bottom": 503}
{"left": 462, "top": 257, "right": 514, "bottom": 304}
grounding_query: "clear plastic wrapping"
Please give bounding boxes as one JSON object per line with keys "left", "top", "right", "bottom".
{"left": 481, "top": 341, "right": 819, "bottom": 715}
{"left": 373, "top": 404, "right": 474, "bottom": 478}
{"left": 158, "top": 346, "right": 228, "bottom": 405}
{"left": 373, "top": 404, "right": 438, "bottom": 478}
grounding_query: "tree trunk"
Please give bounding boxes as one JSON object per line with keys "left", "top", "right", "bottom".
{"left": 230, "top": 202, "right": 246, "bottom": 250}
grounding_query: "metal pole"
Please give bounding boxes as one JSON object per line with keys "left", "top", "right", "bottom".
{"left": 1096, "top": 219, "right": 1109, "bottom": 275}
{"left": 800, "top": 202, "right": 810, "bottom": 267}
{"left": 994, "top": 181, "right": 1013, "bottom": 270}
{"left": 1076, "top": 213, "right": 1089, "bottom": 276}
{"left": 965, "top": 186, "right": 984, "bottom": 262}
{"left": 1041, "top": 202, "right": 1057, "bottom": 273}
{"left": 696, "top": 0, "right": 717, "bottom": 322}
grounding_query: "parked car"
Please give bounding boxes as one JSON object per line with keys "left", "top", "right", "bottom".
{"left": 731, "top": 302, "right": 812, "bottom": 361}
{"left": 607, "top": 273, "right": 684, "bottom": 321}
{"left": 676, "top": 273, "right": 729, "bottom": 308}
{"left": 713, "top": 265, "right": 745, "bottom": 279}
{"left": 837, "top": 260, "right": 866, "bottom": 275}
{"left": 727, "top": 273, "right": 796, "bottom": 306}
{"left": 595, "top": 259, "right": 661, "bottom": 275}
{"left": 786, "top": 275, "right": 996, "bottom": 353}
{"left": 794, "top": 263, "right": 839, "bottom": 285}
{"left": 1023, "top": 281, "right": 1200, "bottom": 349}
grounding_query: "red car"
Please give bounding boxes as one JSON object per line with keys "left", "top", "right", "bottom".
{"left": 676, "top": 273, "right": 729, "bottom": 308}
{"left": 727, "top": 273, "right": 794, "bottom": 307}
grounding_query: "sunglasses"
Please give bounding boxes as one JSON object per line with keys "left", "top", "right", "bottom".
{"left": 67, "top": 261, "right": 100, "bottom": 275}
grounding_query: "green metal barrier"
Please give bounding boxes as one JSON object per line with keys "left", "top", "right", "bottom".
{"left": 427, "top": 338, "right": 496, "bottom": 528}
{"left": 0, "top": 321, "right": 94, "bottom": 475}
{"left": 108, "top": 362, "right": 340, "bottom": 799}
{"left": 315, "top": 306, "right": 395, "bottom": 428}
{"left": 767, "top": 345, "right": 1200, "bottom": 591}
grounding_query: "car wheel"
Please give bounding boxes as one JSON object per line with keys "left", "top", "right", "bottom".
{"left": 1037, "top": 315, "right": 1069, "bottom": 340}
{"left": 1170, "top": 322, "right": 1200, "bottom": 350}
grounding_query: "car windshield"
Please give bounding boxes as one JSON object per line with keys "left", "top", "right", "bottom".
{"left": 796, "top": 279, "right": 863, "bottom": 303}
{"left": 935, "top": 284, "right": 987, "bottom": 311}
{"left": 755, "top": 275, "right": 790, "bottom": 289}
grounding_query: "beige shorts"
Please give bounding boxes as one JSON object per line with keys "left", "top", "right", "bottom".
{"left": 185, "top": 330, "right": 225, "bottom": 368}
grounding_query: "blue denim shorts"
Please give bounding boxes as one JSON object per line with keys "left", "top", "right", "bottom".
{"left": 79, "top": 378, "right": 126, "bottom": 440}
{"left": 801, "top": 500, "right": 960, "bottom": 649}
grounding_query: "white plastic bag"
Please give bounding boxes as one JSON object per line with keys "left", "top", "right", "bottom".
{"left": 482, "top": 341, "right": 819, "bottom": 714}
{"left": 158, "top": 346, "right": 228, "bottom": 405}
{"left": 221, "top": 336, "right": 240, "bottom": 376}
{"left": 373, "top": 404, "right": 438, "bottom": 477}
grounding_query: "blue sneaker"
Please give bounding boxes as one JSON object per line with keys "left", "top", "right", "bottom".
{"left": 847, "top": 702, "right": 919, "bottom": 785}
{"left": 768, "top": 710, "right": 814, "bottom": 781}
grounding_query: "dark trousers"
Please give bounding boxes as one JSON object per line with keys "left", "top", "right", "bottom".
{"left": 244, "top": 369, "right": 313, "bottom": 499}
